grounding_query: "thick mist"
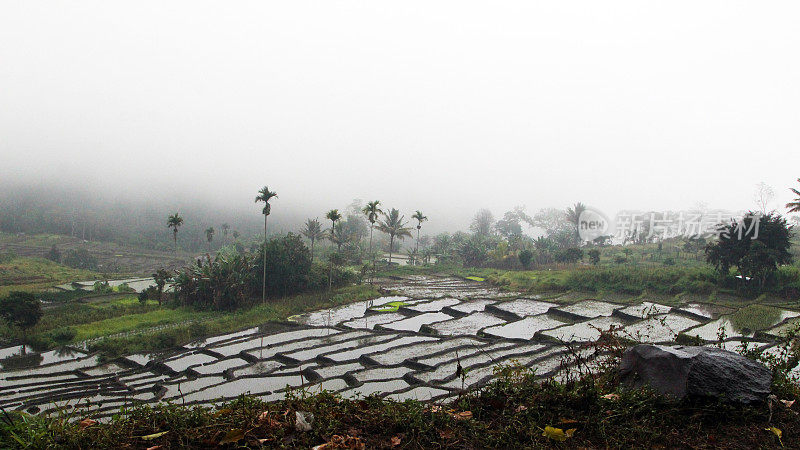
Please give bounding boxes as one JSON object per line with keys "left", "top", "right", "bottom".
{"left": 2, "top": 1, "right": 799, "bottom": 234}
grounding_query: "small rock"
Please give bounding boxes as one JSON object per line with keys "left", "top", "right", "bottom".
{"left": 619, "top": 344, "right": 771, "bottom": 403}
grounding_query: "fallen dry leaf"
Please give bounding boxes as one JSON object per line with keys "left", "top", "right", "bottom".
{"left": 212, "top": 408, "right": 232, "bottom": 418}
{"left": 140, "top": 431, "right": 169, "bottom": 441}
{"left": 515, "top": 405, "right": 528, "bottom": 413}
{"left": 312, "top": 435, "right": 366, "bottom": 450}
{"left": 218, "top": 429, "right": 245, "bottom": 445}
{"left": 145, "top": 446, "right": 162, "bottom": 450}
{"left": 79, "top": 418, "right": 97, "bottom": 430}
{"left": 601, "top": 393, "right": 620, "bottom": 400}
{"left": 439, "top": 429, "right": 455, "bottom": 440}
{"left": 782, "top": 399, "right": 795, "bottom": 408}
{"left": 766, "top": 426, "right": 783, "bottom": 446}
{"left": 559, "top": 418, "right": 579, "bottom": 424}
{"left": 542, "top": 426, "right": 577, "bottom": 442}
{"left": 390, "top": 435, "right": 402, "bottom": 446}
{"left": 453, "top": 411, "right": 473, "bottom": 420}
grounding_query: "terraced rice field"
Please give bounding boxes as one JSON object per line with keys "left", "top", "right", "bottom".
{"left": 1, "top": 275, "right": 795, "bottom": 418}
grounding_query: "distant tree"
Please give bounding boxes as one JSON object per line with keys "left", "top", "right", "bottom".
{"left": 300, "top": 218, "right": 326, "bottom": 262}
{"left": 46, "top": 245, "right": 61, "bottom": 263}
{"left": 754, "top": 182, "right": 775, "bottom": 214}
{"left": 255, "top": 186, "right": 278, "bottom": 303}
{"left": 63, "top": 248, "right": 98, "bottom": 270}
{"left": 706, "top": 212, "right": 793, "bottom": 288}
{"left": 253, "top": 233, "right": 313, "bottom": 298}
{"left": 458, "top": 234, "right": 490, "bottom": 268}
{"left": 786, "top": 178, "right": 800, "bottom": 213}
{"left": 412, "top": 210, "right": 428, "bottom": 263}
{"left": 565, "top": 202, "right": 587, "bottom": 242}
{"left": 152, "top": 268, "right": 170, "bottom": 306}
{"left": 221, "top": 223, "right": 230, "bottom": 243}
{"left": 362, "top": 200, "right": 383, "bottom": 274}
{"left": 167, "top": 213, "right": 183, "bottom": 251}
{"left": 205, "top": 227, "right": 215, "bottom": 252}
{"left": 470, "top": 209, "right": 495, "bottom": 237}
{"left": 0, "top": 292, "right": 43, "bottom": 350}
{"left": 555, "top": 247, "right": 584, "bottom": 264}
{"left": 518, "top": 249, "right": 533, "bottom": 269}
{"left": 588, "top": 248, "right": 601, "bottom": 265}
{"left": 377, "top": 209, "right": 413, "bottom": 265}
{"left": 325, "top": 209, "right": 342, "bottom": 290}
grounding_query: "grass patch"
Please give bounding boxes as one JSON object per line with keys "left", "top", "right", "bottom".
{"left": 87, "top": 284, "right": 380, "bottom": 357}
{"left": 465, "top": 276, "right": 485, "bottom": 282}
{"left": 371, "top": 301, "right": 408, "bottom": 312}
{"left": 0, "top": 256, "right": 102, "bottom": 297}
{"left": 731, "top": 304, "right": 784, "bottom": 332}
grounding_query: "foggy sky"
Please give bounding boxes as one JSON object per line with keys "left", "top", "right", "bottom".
{"left": 2, "top": 1, "right": 799, "bottom": 234}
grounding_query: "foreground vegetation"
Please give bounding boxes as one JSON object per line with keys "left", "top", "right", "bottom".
{"left": 3, "top": 338, "right": 799, "bottom": 449}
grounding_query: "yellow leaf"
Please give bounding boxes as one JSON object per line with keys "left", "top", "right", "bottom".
{"left": 766, "top": 427, "right": 782, "bottom": 439}
{"left": 566, "top": 428, "right": 577, "bottom": 438}
{"left": 212, "top": 408, "right": 232, "bottom": 418}
{"left": 141, "top": 431, "right": 169, "bottom": 441}
{"left": 219, "top": 428, "right": 245, "bottom": 444}
{"left": 542, "top": 426, "right": 572, "bottom": 442}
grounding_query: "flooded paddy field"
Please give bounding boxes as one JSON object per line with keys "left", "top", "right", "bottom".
{"left": 1, "top": 275, "right": 796, "bottom": 418}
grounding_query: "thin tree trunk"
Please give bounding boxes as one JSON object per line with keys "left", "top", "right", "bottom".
{"left": 310, "top": 238, "right": 315, "bottom": 262}
{"left": 173, "top": 230, "right": 177, "bottom": 252}
{"left": 389, "top": 235, "right": 394, "bottom": 264}
{"left": 328, "top": 222, "right": 335, "bottom": 291}
{"left": 368, "top": 225, "right": 374, "bottom": 283}
{"left": 263, "top": 214, "right": 268, "bottom": 303}
{"left": 415, "top": 227, "right": 420, "bottom": 265}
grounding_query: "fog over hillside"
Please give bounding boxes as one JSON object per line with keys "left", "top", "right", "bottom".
{"left": 2, "top": 1, "right": 799, "bottom": 239}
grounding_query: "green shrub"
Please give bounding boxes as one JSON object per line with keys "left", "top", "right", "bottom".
{"left": 48, "top": 327, "right": 77, "bottom": 345}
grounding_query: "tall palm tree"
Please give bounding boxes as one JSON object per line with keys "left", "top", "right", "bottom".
{"left": 301, "top": 218, "right": 326, "bottom": 261}
{"left": 412, "top": 210, "right": 428, "bottom": 263}
{"left": 787, "top": 178, "right": 800, "bottom": 213}
{"left": 255, "top": 186, "right": 278, "bottom": 303}
{"left": 205, "top": 227, "right": 215, "bottom": 252}
{"left": 325, "top": 209, "right": 342, "bottom": 290}
{"left": 377, "top": 208, "right": 413, "bottom": 265}
{"left": 361, "top": 200, "right": 383, "bottom": 266}
{"left": 167, "top": 213, "right": 183, "bottom": 251}
{"left": 221, "top": 223, "right": 230, "bottom": 244}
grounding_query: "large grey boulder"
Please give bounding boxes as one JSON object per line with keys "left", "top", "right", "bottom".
{"left": 619, "top": 344, "right": 771, "bottom": 403}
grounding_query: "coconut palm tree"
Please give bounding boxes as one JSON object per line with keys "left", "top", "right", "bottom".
{"left": 255, "top": 186, "right": 278, "bottom": 303}
{"left": 301, "top": 218, "right": 326, "bottom": 261}
{"left": 361, "top": 200, "right": 383, "bottom": 267}
{"left": 377, "top": 208, "right": 413, "bottom": 265}
{"left": 325, "top": 209, "right": 342, "bottom": 290}
{"left": 787, "top": 178, "right": 800, "bottom": 213}
{"left": 205, "top": 227, "right": 215, "bottom": 252}
{"left": 167, "top": 213, "right": 183, "bottom": 251}
{"left": 412, "top": 210, "right": 428, "bottom": 263}
{"left": 221, "top": 223, "right": 230, "bottom": 243}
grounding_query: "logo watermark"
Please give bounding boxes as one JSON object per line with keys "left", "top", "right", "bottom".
{"left": 579, "top": 208, "right": 761, "bottom": 243}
